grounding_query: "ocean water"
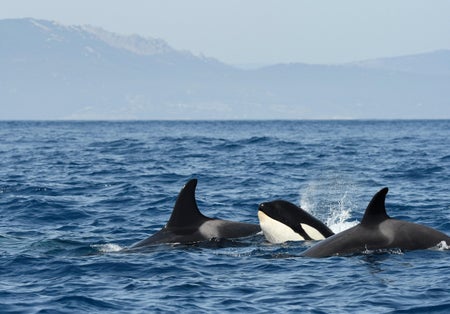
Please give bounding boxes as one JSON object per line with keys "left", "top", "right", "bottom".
{"left": 0, "top": 120, "right": 449, "bottom": 313}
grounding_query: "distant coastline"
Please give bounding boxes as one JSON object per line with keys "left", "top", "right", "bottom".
{"left": 1, "top": 18, "right": 449, "bottom": 120}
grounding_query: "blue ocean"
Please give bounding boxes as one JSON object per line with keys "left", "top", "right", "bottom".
{"left": 1, "top": 120, "right": 449, "bottom": 313}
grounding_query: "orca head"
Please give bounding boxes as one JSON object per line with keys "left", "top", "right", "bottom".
{"left": 258, "top": 200, "right": 333, "bottom": 243}
{"left": 258, "top": 200, "right": 300, "bottom": 227}
{"left": 361, "top": 187, "right": 390, "bottom": 226}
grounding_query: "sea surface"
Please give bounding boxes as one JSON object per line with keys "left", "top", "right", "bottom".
{"left": 0, "top": 120, "right": 449, "bottom": 313}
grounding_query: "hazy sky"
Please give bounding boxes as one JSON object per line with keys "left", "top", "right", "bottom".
{"left": 2, "top": 0, "right": 450, "bottom": 65}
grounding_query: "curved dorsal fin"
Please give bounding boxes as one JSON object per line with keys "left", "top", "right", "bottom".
{"left": 166, "top": 179, "right": 211, "bottom": 228}
{"left": 361, "top": 187, "right": 390, "bottom": 225}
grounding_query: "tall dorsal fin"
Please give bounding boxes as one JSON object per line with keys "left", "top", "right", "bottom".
{"left": 166, "top": 179, "right": 211, "bottom": 228}
{"left": 361, "top": 187, "right": 390, "bottom": 225}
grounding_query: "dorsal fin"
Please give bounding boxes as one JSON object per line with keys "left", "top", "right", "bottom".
{"left": 166, "top": 179, "right": 211, "bottom": 228}
{"left": 361, "top": 187, "right": 390, "bottom": 225}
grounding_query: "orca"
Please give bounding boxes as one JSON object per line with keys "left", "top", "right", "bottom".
{"left": 258, "top": 200, "right": 334, "bottom": 243}
{"left": 302, "top": 187, "right": 450, "bottom": 258}
{"left": 130, "top": 179, "right": 261, "bottom": 248}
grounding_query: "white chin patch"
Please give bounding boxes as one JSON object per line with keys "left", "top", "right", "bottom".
{"left": 258, "top": 211, "right": 305, "bottom": 244}
{"left": 257, "top": 211, "right": 327, "bottom": 244}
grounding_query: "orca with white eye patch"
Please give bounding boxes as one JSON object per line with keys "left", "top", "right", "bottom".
{"left": 257, "top": 200, "right": 334, "bottom": 244}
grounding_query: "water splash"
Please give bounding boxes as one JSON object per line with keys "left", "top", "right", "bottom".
{"left": 299, "top": 179, "right": 358, "bottom": 234}
{"left": 326, "top": 191, "right": 358, "bottom": 233}
{"left": 91, "top": 243, "right": 124, "bottom": 253}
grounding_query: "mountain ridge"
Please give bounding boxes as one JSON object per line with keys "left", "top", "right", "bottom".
{"left": 1, "top": 18, "right": 449, "bottom": 120}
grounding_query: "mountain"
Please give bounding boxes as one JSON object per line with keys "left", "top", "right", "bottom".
{"left": 350, "top": 50, "right": 450, "bottom": 77}
{"left": 1, "top": 18, "right": 449, "bottom": 120}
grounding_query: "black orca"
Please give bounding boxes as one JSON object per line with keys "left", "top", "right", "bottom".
{"left": 130, "top": 179, "right": 261, "bottom": 248}
{"left": 257, "top": 200, "right": 334, "bottom": 243}
{"left": 302, "top": 187, "right": 450, "bottom": 257}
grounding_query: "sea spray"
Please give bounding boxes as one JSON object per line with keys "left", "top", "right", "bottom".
{"left": 326, "top": 191, "right": 358, "bottom": 233}
{"left": 299, "top": 178, "right": 358, "bottom": 233}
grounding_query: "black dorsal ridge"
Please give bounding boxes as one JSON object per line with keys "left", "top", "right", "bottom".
{"left": 361, "top": 187, "right": 390, "bottom": 225}
{"left": 166, "top": 179, "right": 211, "bottom": 228}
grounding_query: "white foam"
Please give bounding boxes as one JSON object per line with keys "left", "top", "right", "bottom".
{"left": 436, "top": 241, "right": 449, "bottom": 250}
{"left": 91, "top": 243, "right": 124, "bottom": 253}
{"left": 329, "top": 220, "right": 358, "bottom": 234}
